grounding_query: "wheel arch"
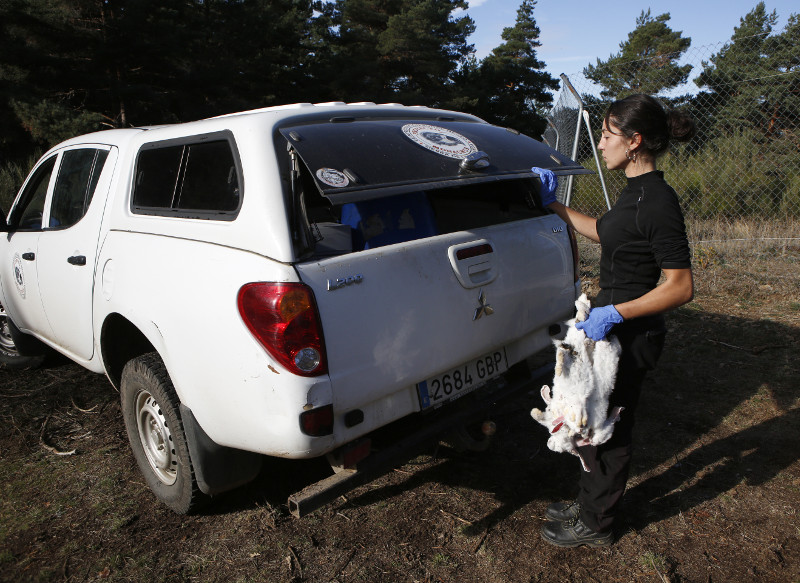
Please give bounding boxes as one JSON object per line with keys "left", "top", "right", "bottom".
{"left": 100, "top": 312, "right": 158, "bottom": 388}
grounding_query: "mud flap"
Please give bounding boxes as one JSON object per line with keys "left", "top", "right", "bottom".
{"left": 180, "top": 404, "right": 263, "bottom": 496}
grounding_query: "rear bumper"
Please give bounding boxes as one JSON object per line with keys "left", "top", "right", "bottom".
{"left": 287, "top": 359, "right": 553, "bottom": 517}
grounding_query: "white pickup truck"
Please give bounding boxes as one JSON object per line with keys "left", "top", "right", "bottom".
{"left": 0, "top": 103, "right": 587, "bottom": 515}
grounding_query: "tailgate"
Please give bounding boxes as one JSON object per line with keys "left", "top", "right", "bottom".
{"left": 295, "top": 213, "right": 573, "bottom": 411}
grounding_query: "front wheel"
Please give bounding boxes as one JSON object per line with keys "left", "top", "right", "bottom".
{"left": 120, "top": 353, "right": 208, "bottom": 514}
{"left": 0, "top": 304, "right": 46, "bottom": 370}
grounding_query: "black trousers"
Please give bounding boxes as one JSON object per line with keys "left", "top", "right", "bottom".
{"left": 577, "top": 316, "right": 667, "bottom": 533}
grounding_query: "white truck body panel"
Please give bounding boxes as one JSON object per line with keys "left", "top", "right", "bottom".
{"left": 37, "top": 145, "right": 118, "bottom": 360}
{"left": 1, "top": 103, "right": 586, "bottom": 462}
{"left": 296, "top": 216, "right": 574, "bottom": 411}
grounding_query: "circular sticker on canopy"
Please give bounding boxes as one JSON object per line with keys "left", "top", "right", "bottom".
{"left": 316, "top": 168, "right": 350, "bottom": 188}
{"left": 401, "top": 124, "right": 477, "bottom": 159}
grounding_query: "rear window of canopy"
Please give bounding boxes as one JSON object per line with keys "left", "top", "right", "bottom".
{"left": 279, "top": 118, "right": 590, "bottom": 203}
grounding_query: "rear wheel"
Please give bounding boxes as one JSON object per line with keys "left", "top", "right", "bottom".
{"left": 120, "top": 352, "right": 208, "bottom": 514}
{"left": 0, "top": 304, "right": 46, "bottom": 370}
{"left": 445, "top": 421, "right": 495, "bottom": 452}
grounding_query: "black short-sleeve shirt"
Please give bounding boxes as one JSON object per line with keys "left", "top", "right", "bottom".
{"left": 595, "top": 171, "right": 691, "bottom": 307}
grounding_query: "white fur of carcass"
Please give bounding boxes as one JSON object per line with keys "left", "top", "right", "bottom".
{"left": 530, "top": 294, "right": 623, "bottom": 471}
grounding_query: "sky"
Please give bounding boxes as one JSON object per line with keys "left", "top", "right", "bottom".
{"left": 462, "top": 0, "right": 797, "bottom": 80}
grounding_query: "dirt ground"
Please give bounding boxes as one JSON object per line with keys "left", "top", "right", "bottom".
{"left": 1, "top": 246, "right": 799, "bottom": 583}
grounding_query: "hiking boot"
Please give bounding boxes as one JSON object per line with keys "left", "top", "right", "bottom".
{"left": 541, "top": 517, "right": 614, "bottom": 548}
{"left": 544, "top": 500, "right": 581, "bottom": 522}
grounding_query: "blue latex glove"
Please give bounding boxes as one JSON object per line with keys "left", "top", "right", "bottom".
{"left": 575, "top": 305, "right": 624, "bottom": 341}
{"left": 531, "top": 166, "right": 558, "bottom": 206}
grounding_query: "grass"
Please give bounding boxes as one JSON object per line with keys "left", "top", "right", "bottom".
{"left": 430, "top": 552, "right": 454, "bottom": 568}
{"left": 639, "top": 550, "right": 670, "bottom": 575}
{"left": 577, "top": 216, "right": 800, "bottom": 259}
{"left": 578, "top": 216, "right": 800, "bottom": 332}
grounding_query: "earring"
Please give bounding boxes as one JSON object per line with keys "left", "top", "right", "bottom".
{"left": 625, "top": 148, "right": 637, "bottom": 162}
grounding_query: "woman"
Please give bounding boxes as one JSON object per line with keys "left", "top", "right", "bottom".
{"left": 536, "top": 94, "right": 696, "bottom": 547}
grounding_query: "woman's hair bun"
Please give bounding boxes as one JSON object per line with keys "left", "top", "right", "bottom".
{"left": 668, "top": 110, "right": 696, "bottom": 142}
{"left": 606, "top": 94, "right": 697, "bottom": 156}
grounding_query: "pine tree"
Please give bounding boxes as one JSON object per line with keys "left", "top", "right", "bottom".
{"left": 0, "top": 0, "right": 108, "bottom": 156}
{"left": 379, "top": 0, "right": 475, "bottom": 103}
{"left": 692, "top": 3, "right": 799, "bottom": 214}
{"left": 765, "top": 13, "right": 800, "bottom": 142}
{"left": 694, "top": 2, "right": 798, "bottom": 142}
{"left": 462, "top": 0, "right": 557, "bottom": 138}
{"left": 584, "top": 10, "right": 692, "bottom": 99}
{"left": 327, "top": 0, "right": 475, "bottom": 104}
{"left": 0, "top": 0, "right": 330, "bottom": 164}
{"left": 186, "top": 0, "right": 324, "bottom": 112}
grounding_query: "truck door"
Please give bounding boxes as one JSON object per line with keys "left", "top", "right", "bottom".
{"left": 0, "top": 156, "right": 58, "bottom": 340}
{"left": 36, "top": 146, "right": 116, "bottom": 360}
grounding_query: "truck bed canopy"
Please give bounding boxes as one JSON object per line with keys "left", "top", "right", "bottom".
{"left": 279, "top": 118, "right": 590, "bottom": 203}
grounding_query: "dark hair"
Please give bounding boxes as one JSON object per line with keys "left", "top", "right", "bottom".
{"left": 604, "top": 94, "right": 696, "bottom": 157}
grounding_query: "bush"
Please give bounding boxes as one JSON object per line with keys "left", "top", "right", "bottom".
{"left": 780, "top": 171, "right": 800, "bottom": 216}
{"left": 570, "top": 129, "right": 800, "bottom": 220}
{"left": 1, "top": 162, "right": 25, "bottom": 211}
{"left": 0, "top": 154, "right": 43, "bottom": 211}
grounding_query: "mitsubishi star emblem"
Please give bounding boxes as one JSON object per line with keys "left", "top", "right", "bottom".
{"left": 473, "top": 289, "right": 494, "bottom": 321}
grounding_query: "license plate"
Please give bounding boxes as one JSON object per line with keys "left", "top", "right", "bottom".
{"left": 417, "top": 348, "right": 509, "bottom": 410}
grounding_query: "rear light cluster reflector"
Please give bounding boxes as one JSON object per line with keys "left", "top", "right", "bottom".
{"left": 237, "top": 282, "right": 328, "bottom": 376}
{"left": 455, "top": 243, "right": 493, "bottom": 260}
{"left": 300, "top": 404, "right": 334, "bottom": 436}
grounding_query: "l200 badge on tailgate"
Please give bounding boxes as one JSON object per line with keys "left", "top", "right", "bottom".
{"left": 327, "top": 274, "right": 363, "bottom": 291}
{"left": 401, "top": 124, "right": 477, "bottom": 159}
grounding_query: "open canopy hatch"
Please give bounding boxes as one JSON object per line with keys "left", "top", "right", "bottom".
{"left": 279, "top": 117, "right": 590, "bottom": 203}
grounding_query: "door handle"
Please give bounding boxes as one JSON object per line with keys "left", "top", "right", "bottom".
{"left": 22, "top": 252, "right": 35, "bottom": 261}
{"left": 67, "top": 255, "right": 86, "bottom": 266}
{"left": 447, "top": 240, "right": 497, "bottom": 289}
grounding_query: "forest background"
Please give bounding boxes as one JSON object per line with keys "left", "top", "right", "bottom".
{"left": 0, "top": 0, "right": 798, "bottom": 221}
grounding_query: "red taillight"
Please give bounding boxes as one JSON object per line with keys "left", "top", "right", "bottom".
{"left": 237, "top": 283, "right": 328, "bottom": 376}
{"left": 300, "top": 404, "right": 334, "bottom": 436}
{"left": 567, "top": 225, "right": 580, "bottom": 283}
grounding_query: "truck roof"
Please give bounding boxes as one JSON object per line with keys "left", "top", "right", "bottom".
{"left": 42, "top": 102, "right": 485, "bottom": 155}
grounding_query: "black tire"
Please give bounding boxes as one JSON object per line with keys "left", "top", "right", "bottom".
{"left": 120, "top": 352, "right": 208, "bottom": 514}
{"left": 0, "top": 304, "right": 46, "bottom": 370}
{"left": 445, "top": 422, "right": 494, "bottom": 453}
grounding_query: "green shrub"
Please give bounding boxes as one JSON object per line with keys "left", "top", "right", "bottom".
{"left": 0, "top": 153, "right": 44, "bottom": 211}
{"left": 571, "top": 128, "right": 800, "bottom": 220}
{"left": 781, "top": 173, "right": 800, "bottom": 216}
{"left": 1, "top": 162, "right": 25, "bottom": 211}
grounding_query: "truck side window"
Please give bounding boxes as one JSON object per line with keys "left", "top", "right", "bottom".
{"left": 178, "top": 141, "right": 239, "bottom": 212}
{"left": 49, "top": 149, "right": 110, "bottom": 229}
{"left": 132, "top": 135, "right": 241, "bottom": 219}
{"left": 134, "top": 145, "right": 183, "bottom": 208}
{"left": 9, "top": 157, "right": 57, "bottom": 231}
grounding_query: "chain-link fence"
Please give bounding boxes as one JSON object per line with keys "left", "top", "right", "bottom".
{"left": 543, "top": 36, "right": 800, "bottom": 255}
